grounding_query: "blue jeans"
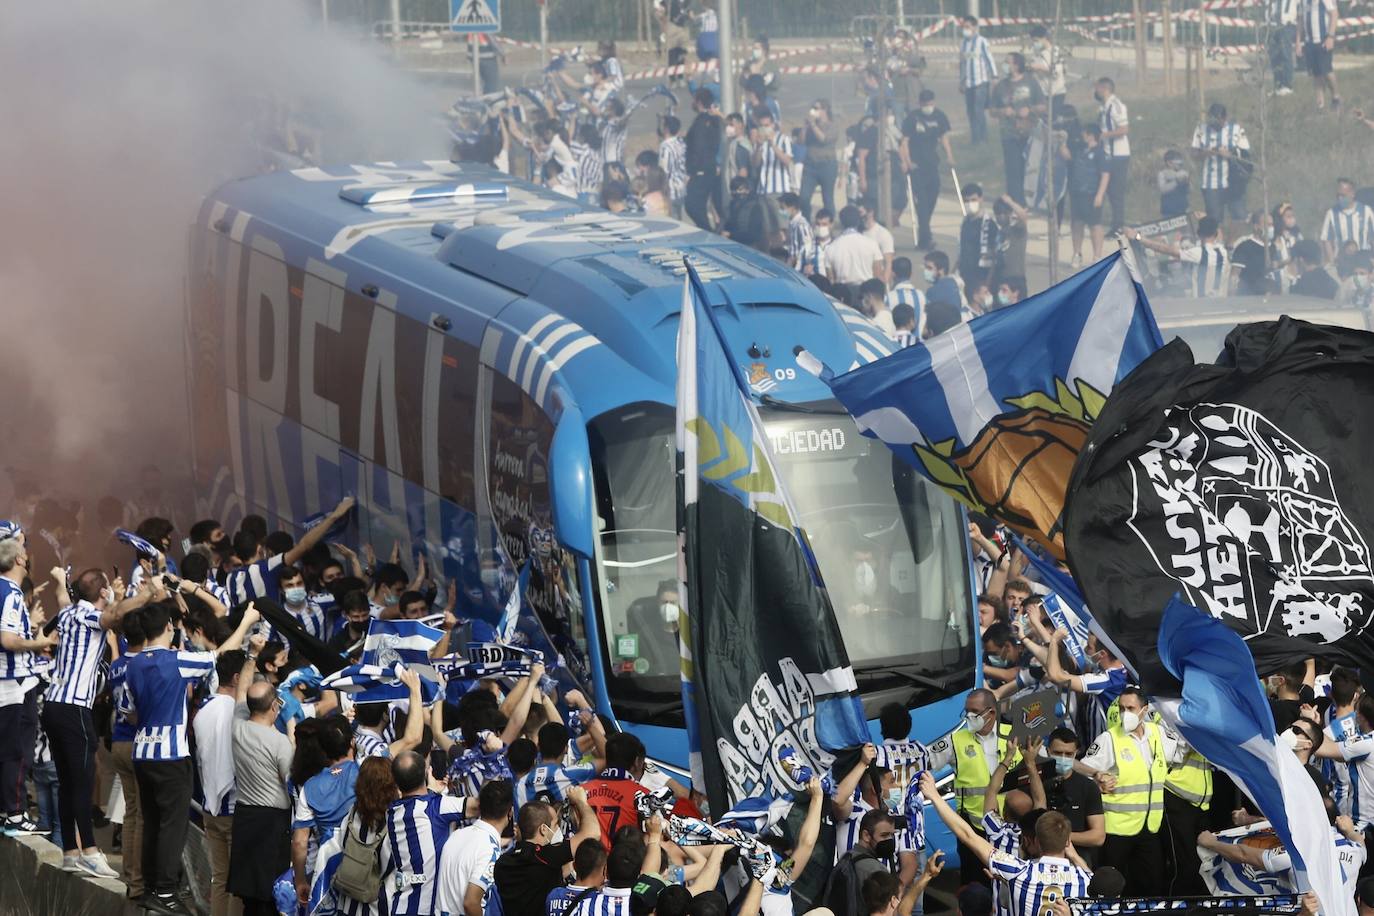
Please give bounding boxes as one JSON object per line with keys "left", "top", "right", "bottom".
{"left": 1269, "top": 24, "right": 1297, "bottom": 89}
{"left": 33, "top": 760, "right": 61, "bottom": 850}
{"left": 799, "top": 159, "right": 838, "bottom": 219}
{"left": 964, "top": 83, "right": 990, "bottom": 144}
{"left": 1203, "top": 186, "right": 1246, "bottom": 222}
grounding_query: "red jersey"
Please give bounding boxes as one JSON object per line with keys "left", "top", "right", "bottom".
{"left": 582, "top": 772, "right": 648, "bottom": 850}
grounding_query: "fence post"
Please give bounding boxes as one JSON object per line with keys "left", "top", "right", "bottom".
{"left": 1132, "top": 0, "right": 1147, "bottom": 84}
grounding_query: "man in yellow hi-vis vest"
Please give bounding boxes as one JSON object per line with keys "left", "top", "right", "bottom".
{"left": 1076, "top": 686, "right": 1183, "bottom": 896}
{"left": 926, "top": 688, "right": 1021, "bottom": 886}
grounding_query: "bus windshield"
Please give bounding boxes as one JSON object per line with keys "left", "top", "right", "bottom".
{"left": 588, "top": 402, "right": 975, "bottom": 724}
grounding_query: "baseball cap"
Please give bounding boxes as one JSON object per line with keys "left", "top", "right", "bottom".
{"left": 631, "top": 874, "right": 668, "bottom": 916}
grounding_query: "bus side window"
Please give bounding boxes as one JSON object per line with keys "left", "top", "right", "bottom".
{"left": 437, "top": 336, "right": 479, "bottom": 509}
{"left": 487, "top": 374, "right": 589, "bottom": 673}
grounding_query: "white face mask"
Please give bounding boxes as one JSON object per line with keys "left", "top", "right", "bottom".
{"left": 546, "top": 825, "right": 565, "bottom": 844}
{"left": 922, "top": 267, "right": 936, "bottom": 283}
{"left": 1121, "top": 710, "right": 1142, "bottom": 733}
{"left": 855, "top": 561, "right": 877, "bottom": 598}
{"left": 660, "top": 602, "right": 679, "bottom": 625}
{"left": 962, "top": 28, "right": 974, "bottom": 38}
{"left": 100, "top": 586, "right": 115, "bottom": 605}
{"left": 1278, "top": 729, "right": 1301, "bottom": 750}
{"left": 815, "top": 225, "right": 831, "bottom": 240}
{"left": 966, "top": 200, "right": 981, "bottom": 214}
{"left": 965, "top": 710, "right": 987, "bottom": 732}
{"left": 921, "top": 105, "right": 935, "bottom": 115}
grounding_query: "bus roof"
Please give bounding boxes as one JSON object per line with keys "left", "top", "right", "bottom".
{"left": 201, "top": 160, "right": 896, "bottom": 422}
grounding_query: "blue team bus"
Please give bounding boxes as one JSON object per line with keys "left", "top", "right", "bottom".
{"left": 185, "top": 159, "right": 980, "bottom": 782}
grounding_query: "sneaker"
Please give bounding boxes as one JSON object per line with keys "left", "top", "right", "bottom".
{"left": 3, "top": 815, "right": 47, "bottom": 836}
{"left": 62, "top": 854, "right": 84, "bottom": 872}
{"left": 1071, "top": 252, "right": 1083, "bottom": 269}
{"left": 76, "top": 850, "right": 120, "bottom": 879}
{"left": 142, "top": 893, "right": 194, "bottom": 915}
{"left": 1275, "top": 86, "right": 1293, "bottom": 96}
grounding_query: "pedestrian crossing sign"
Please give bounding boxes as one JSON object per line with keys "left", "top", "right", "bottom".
{"left": 450, "top": 0, "right": 500, "bottom": 32}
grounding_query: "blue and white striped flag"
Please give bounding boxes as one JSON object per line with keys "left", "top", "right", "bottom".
{"left": 714, "top": 794, "right": 795, "bottom": 836}
{"left": 115, "top": 527, "right": 161, "bottom": 559}
{"left": 1043, "top": 593, "right": 1089, "bottom": 670}
{"left": 1199, "top": 824, "right": 1296, "bottom": 897}
{"left": 0, "top": 520, "right": 22, "bottom": 542}
{"left": 806, "top": 251, "right": 1161, "bottom": 559}
{"left": 361, "top": 619, "right": 442, "bottom": 678}
{"left": 1156, "top": 596, "right": 1353, "bottom": 916}
{"left": 320, "top": 663, "right": 443, "bottom": 704}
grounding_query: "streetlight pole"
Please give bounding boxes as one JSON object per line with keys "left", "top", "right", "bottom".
{"left": 390, "top": 0, "right": 402, "bottom": 41}
{"left": 719, "top": 0, "right": 736, "bottom": 117}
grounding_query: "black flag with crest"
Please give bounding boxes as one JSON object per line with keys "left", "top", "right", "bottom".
{"left": 1063, "top": 318, "right": 1374, "bottom": 693}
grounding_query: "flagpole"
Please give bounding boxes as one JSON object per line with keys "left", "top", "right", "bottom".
{"left": 951, "top": 166, "right": 967, "bottom": 217}
{"left": 905, "top": 176, "right": 919, "bottom": 250}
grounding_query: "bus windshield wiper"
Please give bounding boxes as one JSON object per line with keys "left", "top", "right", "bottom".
{"left": 855, "top": 663, "right": 970, "bottom": 692}
{"left": 758, "top": 394, "right": 825, "bottom": 414}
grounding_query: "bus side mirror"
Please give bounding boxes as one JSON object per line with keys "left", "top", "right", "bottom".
{"left": 549, "top": 404, "right": 596, "bottom": 559}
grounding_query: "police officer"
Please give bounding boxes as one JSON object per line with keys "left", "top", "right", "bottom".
{"left": 1077, "top": 686, "right": 1183, "bottom": 896}
{"left": 927, "top": 688, "right": 1021, "bottom": 885}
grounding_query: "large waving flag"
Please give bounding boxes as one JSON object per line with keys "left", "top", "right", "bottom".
{"left": 808, "top": 251, "right": 1161, "bottom": 558}
{"left": 1063, "top": 319, "right": 1374, "bottom": 690}
{"left": 1155, "top": 596, "right": 1352, "bottom": 916}
{"left": 675, "top": 266, "right": 869, "bottom": 815}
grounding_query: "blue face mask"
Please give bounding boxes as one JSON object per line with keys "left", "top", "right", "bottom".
{"left": 1053, "top": 755, "right": 1074, "bottom": 777}
{"left": 885, "top": 787, "right": 904, "bottom": 812}
{"left": 283, "top": 586, "right": 307, "bottom": 606}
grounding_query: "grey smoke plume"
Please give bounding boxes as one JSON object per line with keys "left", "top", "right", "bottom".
{"left": 0, "top": 0, "right": 442, "bottom": 512}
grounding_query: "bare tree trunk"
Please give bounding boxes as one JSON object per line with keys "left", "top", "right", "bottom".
{"left": 1132, "top": 0, "right": 1147, "bottom": 84}
{"left": 1162, "top": 0, "right": 1175, "bottom": 94}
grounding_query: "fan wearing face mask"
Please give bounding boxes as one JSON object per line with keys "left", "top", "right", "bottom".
{"left": 829, "top": 743, "right": 920, "bottom": 887}
{"left": 1038, "top": 728, "right": 1106, "bottom": 867}
{"left": 1076, "top": 687, "right": 1185, "bottom": 896}
{"left": 494, "top": 789, "right": 603, "bottom": 916}
{"left": 922, "top": 688, "right": 1021, "bottom": 886}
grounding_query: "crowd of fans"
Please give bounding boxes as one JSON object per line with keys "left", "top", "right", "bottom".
{"left": 443, "top": 0, "right": 1374, "bottom": 331}
{"left": 0, "top": 469, "right": 1363, "bottom": 916}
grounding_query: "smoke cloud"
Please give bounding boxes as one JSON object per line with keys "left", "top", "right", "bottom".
{"left": 0, "top": 0, "right": 443, "bottom": 516}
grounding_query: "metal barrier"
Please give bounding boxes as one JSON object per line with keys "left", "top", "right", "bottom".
{"left": 371, "top": 19, "right": 457, "bottom": 40}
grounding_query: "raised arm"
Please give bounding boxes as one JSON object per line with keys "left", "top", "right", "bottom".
{"left": 238, "top": 634, "right": 266, "bottom": 704}
{"left": 1198, "top": 830, "right": 1269, "bottom": 869}
{"left": 831, "top": 743, "right": 878, "bottom": 820}
{"left": 389, "top": 668, "right": 427, "bottom": 756}
{"left": 567, "top": 786, "right": 601, "bottom": 855}
{"left": 499, "top": 663, "right": 546, "bottom": 746}
{"left": 216, "top": 604, "right": 261, "bottom": 655}
{"left": 789, "top": 778, "right": 826, "bottom": 876}
{"left": 1045, "top": 629, "right": 1085, "bottom": 692}
{"left": 284, "top": 496, "right": 355, "bottom": 567}
{"left": 431, "top": 698, "right": 456, "bottom": 754}
{"left": 919, "top": 770, "right": 993, "bottom": 866}
{"left": 180, "top": 576, "right": 228, "bottom": 618}
{"left": 1023, "top": 738, "right": 1047, "bottom": 809}
{"left": 898, "top": 851, "right": 945, "bottom": 916}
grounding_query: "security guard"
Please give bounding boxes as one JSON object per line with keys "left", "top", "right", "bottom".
{"left": 1164, "top": 742, "right": 1214, "bottom": 895}
{"left": 927, "top": 687, "right": 1022, "bottom": 885}
{"left": 1078, "top": 686, "right": 1182, "bottom": 896}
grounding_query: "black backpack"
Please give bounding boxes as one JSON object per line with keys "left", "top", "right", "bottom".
{"left": 822, "top": 848, "right": 879, "bottom": 916}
